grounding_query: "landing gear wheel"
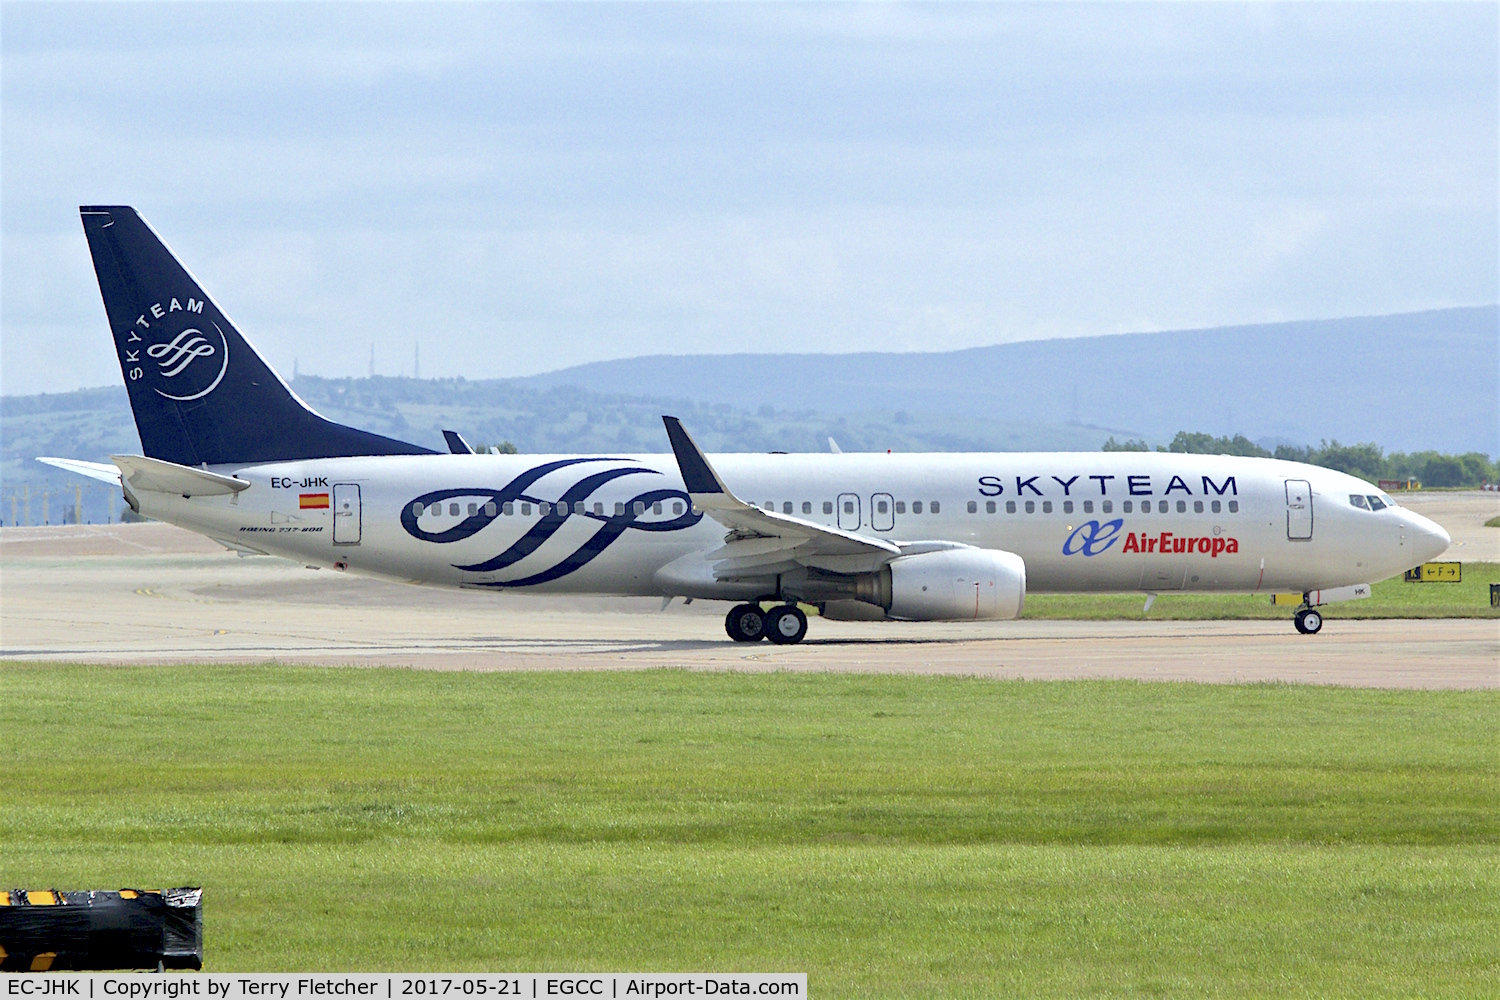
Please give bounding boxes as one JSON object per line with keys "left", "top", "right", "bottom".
{"left": 726, "top": 604, "right": 766, "bottom": 642}
{"left": 1294, "top": 608, "right": 1323, "bottom": 634}
{"left": 764, "top": 605, "right": 808, "bottom": 645}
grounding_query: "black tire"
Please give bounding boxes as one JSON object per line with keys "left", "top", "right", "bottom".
{"left": 726, "top": 604, "right": 766, "bottom": 642}
{"left": 764, "top": 605, "right": 808, "bottom": 645}
{"left": 1301, "top": 609, "right": 1323, "bottom": 634}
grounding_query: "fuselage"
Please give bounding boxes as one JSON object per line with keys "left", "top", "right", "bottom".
{"left": 133, "top": 450, "right": 1450, "bottom": 600}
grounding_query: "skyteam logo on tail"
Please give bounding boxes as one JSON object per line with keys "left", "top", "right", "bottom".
{"left": 120, "top": 296, "right": 230, "bottom": 401}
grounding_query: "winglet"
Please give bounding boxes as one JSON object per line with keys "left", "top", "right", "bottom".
{"left": 662, "top": 416, "right": 736, "bottom": 505}
{"left": 442, "top": 430, "right": 474, "bottom": 455}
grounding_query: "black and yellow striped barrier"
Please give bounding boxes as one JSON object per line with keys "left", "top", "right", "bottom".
{"left": 0, "top": 887, "right": 202, "bottom": 971}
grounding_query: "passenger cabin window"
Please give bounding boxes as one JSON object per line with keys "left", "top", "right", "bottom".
{"left": 1124, "top": 500, "right": 1134, "bottom": 513}
{"left": 1006, "top": 501, "right": 1016, "bottom": 514}
{"left": 912, "top": 501, "right": 923, "bottom": 514}
{"left": 1102, "top": 500, "right": 1112, "bottom": 513}
{"left": 1366, "top": 495, "right": 1386, "bottom": 511}
{"left": 843, "top": 500, "right": 855, "bottom": 514}
{"left": 823, "top": 501, "right": 834, "bottom": 514}
{"left": 673, "top": 502, "right": 684, "bottom": 515}
{"left": 503, "top": 502, "right": 514, "bottom": 515}
{"left": 1024, "top": 501, "right": 1035, "bottom": 514}
{"left": 616, "top": 502, "right": 626, "bottom": 516}
{"left": 593, "top": 502, "right": 604, "bottom": 515}
{"left": 412, "top": 502, "right": 424, "bottom": 516}
{"left": 1228, "top": 500, "right": 1239, "bottom": 513}
{"left": 1063, "top": 500, "right": 1073, "bottom": 514}
{"left": 783, "top": 502, "right": 793, "bottom": 514}
{"left": 967, "top": 501, "right": 977, "bottom": 513}
{"left": 521, "top": 503, "right": 532, "bottom": 516}
{"left": 1193, "top": 500, "right": 1203, "bottom": 513}
{"left": 877, "top": 499, "right": 889, "bottom": 513}
{"left": 1209, "top": 500, "right": 1220, "bottom": 514}
{"left": 931, "top": 501, "right": 940, "bottom": 513}
{"left": 634, "top": 501, "right": 645, "bottom": 515}
{"left": 1158, "top": 500, "right": 1168, "bottom": 513}
{"left": 466, "top": 503, "right": 477, "bottom": 516}
{"left": 485, "top": 502, "right": 497, "bottom": 516}
{"left": 1176, "top": 500, "right": 1186, "bottom": 513}
{"left": 449, "top": 503, "right": 460, "bottom": 516}
{"left": 1083, "top": 500, "right": 1094, "bottom": 514}
{"left": 896, "top": 501, "right": 907, "bottom": 514}
{"left": 802, "top": 502, "right": 812, "bottom": 514}
{"left": 1041, "top": 501, "right": 1052, "bottom": 514}
{"left": 986, "top": 500, "right": 996, "bottom": 514}
{"left": 539, "top": 502, "right": 551, "bottom": 515}
{"left": 654, "top": 502, "right": 663, "bottom": 515}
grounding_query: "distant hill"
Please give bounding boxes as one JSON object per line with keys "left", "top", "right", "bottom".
{"left": 519, "top": 307, "right": 1499, "bottom": 456}
{"left": 4, "top": 306, "right": 1494, "bottom": 524}
{"left": 0, "top": 379, "right": 1113, "bottom": 524}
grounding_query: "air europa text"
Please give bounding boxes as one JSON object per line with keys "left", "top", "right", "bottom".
{"left": 1122, "top": 532, "right": 1239, "bottom": 556}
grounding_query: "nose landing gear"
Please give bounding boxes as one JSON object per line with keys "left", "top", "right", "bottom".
{"left": 724, "top": 603, "right": 809, "bottom": 644}
{"left": 1293, "top": 607, "right": 1323, "bottom": 634}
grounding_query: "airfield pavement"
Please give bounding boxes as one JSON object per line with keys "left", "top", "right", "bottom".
{"left": 2, "top": 490, "right": 1496, "bottom": 688}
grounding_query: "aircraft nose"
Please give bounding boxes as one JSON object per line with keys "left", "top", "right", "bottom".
{"left": 1407, "top": 511, "right": 1450, "bottom": 563}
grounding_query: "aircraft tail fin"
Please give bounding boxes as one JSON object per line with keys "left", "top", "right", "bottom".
{"left": 79, "top": 206, "right": 434, "bottom": 466}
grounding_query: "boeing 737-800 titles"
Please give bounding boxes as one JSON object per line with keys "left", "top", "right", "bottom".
{"left": 41, "top": 207, "right": 1450, "bottom": 643}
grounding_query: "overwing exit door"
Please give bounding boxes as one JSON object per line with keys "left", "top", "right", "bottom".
{"left": 837, "top": 493, "right": 861, "bottom": 531}
{"left": 1285, "top": 479, "right": 1312, "bottom": 540}
{"left": 333, "top": 483, "right": 362, "bottom": 544}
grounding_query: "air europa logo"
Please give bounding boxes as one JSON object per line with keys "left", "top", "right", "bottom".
{"left": 1062, "top": 519, "right": 1123, "bottom": 556}
{"left": 120, "top": 296, "right": 231, "bottom": 402}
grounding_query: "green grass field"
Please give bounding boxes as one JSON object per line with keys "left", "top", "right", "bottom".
{"left": 1022, "top": 561, "right": 1500, "bottom": 619}
{"left": 3, "top": 666, "right": 1496, "bottom": 996}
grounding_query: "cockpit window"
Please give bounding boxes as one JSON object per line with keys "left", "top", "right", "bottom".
{"left": 1366, "top": 495, "right": 1386, "bottom": 511}
{"left": 1349, "top": 495, "right": 1369, "bottom": 510}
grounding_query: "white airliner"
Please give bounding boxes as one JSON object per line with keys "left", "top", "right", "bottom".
{"left": 41, "top": 206, "right": 1450, "bottom": 643}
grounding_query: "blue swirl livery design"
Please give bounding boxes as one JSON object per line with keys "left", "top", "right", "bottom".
{"left": 401, "top": 458, "right": 702, "bottom": 587}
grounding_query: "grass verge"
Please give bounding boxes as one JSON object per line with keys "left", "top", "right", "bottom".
{"left": 3, "top": 666, "right": 1496, "bottom": 996}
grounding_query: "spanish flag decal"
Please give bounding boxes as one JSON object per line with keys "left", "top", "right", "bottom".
{"left": 300, "top": 492, "right": 331, "bottom": 509}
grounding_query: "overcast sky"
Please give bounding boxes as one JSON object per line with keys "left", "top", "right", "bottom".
{"left": 2, "top": 2, "right": 1495, "bottom": 395}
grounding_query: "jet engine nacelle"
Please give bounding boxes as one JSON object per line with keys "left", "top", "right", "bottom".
{"left": 873, "top": 548, "right": 1026, "bottom": 621}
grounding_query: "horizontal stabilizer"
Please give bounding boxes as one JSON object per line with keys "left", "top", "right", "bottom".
{"left": 111, "top": 454, "right": 250, "bottom": 497}
{"left": 36, "top": 456, "right": 123, "bottom": 485}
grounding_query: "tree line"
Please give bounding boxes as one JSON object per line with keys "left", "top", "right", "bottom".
{"left": 1102, "top": 432, "right": 1498, "bottom": 488}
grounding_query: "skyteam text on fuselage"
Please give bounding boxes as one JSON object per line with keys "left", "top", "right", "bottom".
{"left": 42, "top": 206, "right": 1450, "bottom": 643}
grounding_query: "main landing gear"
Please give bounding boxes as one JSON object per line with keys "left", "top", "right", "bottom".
{"left": 725, "top": 603, "right": 809, "bottom": 644}
{"left": 1293, "top": 607, "right": 1323, "bottom": 635}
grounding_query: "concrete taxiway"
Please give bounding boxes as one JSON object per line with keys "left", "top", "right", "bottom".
{"left": 2, "top": 517, "right": 1494, "bottom": 688}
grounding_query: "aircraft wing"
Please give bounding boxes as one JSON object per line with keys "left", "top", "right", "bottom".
{"left": 36, "top": 457, "right": 123, "bottom": 486}
{"left": 661, "top": 416, "right": 901, "bottom": 579}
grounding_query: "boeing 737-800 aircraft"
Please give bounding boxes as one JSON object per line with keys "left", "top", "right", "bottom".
{"left": 41, "top": 206, "right": 1450, "bottom": 643}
